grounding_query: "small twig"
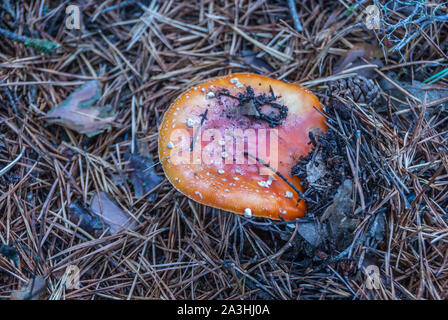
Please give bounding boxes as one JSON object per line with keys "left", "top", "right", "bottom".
{"left": 0, "top": 27, "right": 27, "bottom": 42}
{"left": 98, "top": 0, "right": 138, "bottom": 15}
{"left": 243, "top": 151, "right": 315, "bottom": 204}
{"left": 287, "top": 0, "right": 303, "bottom": 32}
{"left": 0, "top": 149, "right": 24, "bottom": 177}
{"left": 190, "top": 109, "right": 208, "bottom": 151}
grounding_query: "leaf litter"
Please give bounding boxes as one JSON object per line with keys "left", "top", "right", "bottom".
{"left": 0, "top": 0, "right": 447, "bottom": 300}
{"left": 89, "top": 191, "right": 138, "bottom": 235}
{"left": 45, "top": 80, "right": 116, "bottom": 137}
{"left": 125, "top": 141, "right": 164, "bottom": 202}
{"left": 10, "top": 276, "right": 46, "bottom": 300}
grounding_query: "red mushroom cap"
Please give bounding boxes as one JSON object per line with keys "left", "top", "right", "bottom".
{"left": 158, "top": 73, "right": 326, "bottom": 220}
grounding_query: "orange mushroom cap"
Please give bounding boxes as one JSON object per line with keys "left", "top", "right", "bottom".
{"left": 158, "top": 73, "right": 327, "bottom": 220}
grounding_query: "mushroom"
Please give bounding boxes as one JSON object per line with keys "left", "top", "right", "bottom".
{"left": 158, "top": 73, "right": 327, "bottom": 220}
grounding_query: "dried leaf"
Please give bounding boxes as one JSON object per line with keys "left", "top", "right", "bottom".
{"left": 90, "top": 192, "right": 137, "bottom": 235}
{"left": 68, "top": 203, "right": 103, "bottom": 234}
{"left": 295, "top": 180, "right": 360, "bottom": 249}
{"left": 126, "top": 152, "right": 163, "bottom": 202}
{"left": 45, "top": 80, "right": 116, "bottom": 137}
{"left": 239, "top": 49, "right": 275, "bottom": 74}
{"left": 333, "top": 43, "right": 383, "bottom": 78}
{"left": 365, "top": 213, "right": 386, "bottom": 249}
{"left": 380, "top": 75, "right": 448, "bottom": 106}
{"left": 323, "top": 180, "right": 359, "bottom": 250}
{"left": 10, "top": 276, "right": 46, "bottom": 300}
{"left": 296, "top": 222, "right": 325, "bottom": 247}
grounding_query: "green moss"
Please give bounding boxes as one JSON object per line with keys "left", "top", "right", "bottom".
{"left": 24, "top": 38, "right": 60, "bottom": 54}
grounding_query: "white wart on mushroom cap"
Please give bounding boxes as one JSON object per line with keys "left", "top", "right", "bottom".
{"left": 158, "top": 73, "right": 327, "bottom": 220}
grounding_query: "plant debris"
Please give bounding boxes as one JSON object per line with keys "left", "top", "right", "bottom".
{"left": 1, "top": 0, "right": 447, "bottom": 300}
{"left": 333, "top": 42, "right": 383, "bottom": 78}
{"left": 45, "top": 80, "right": 116, "bottom": 136}
{"left": 218, "top": 85, "right": 288, "bottom": 127}
{"left": 0, "top": 244, "right": 19, "bottom": 265}
{"left": 237, "top": 49, "right": 275, "bottom": 74}
{"left": 10, "top": 276, "right": 46, "bottom": 300}
{"left": 322, "top": 180, "right": 359, "bottom": 251}
{"left": 379, "top": 74, "right": 448, "bottom": 109}
{"left": 0, "top": 27, "right": 60, "bottom": 54}
{"left": 295, "top": 180, "right": 359, "bottom": 251}
{"left": 292, "top": 105, "right": 350, "bottom": 213}
{"left": 126, "top": 151, "right": 163, "bottom": 202}
{"left": 68, "top": 203, "right": 104, "bottom": 235}
{"left": 89, "top": 191, "right": 138, "bottom": 235}
{"left": 328, "top": 76, "right": 381, "bottom": 105}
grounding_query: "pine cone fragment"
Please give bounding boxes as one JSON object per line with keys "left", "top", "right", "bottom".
{"left": 328, "top": 76, "right": 381, "bottom": 105}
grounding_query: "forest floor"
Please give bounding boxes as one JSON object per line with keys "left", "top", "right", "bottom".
{"left": 0, "top": 0, "right": 448, "bottom": 300}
